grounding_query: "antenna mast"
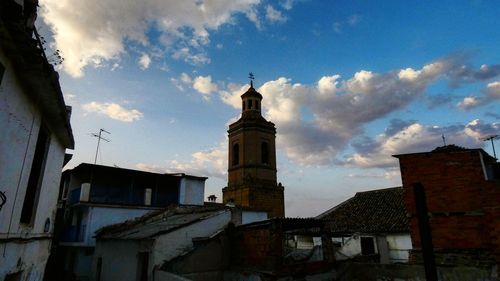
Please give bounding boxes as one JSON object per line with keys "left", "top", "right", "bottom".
{"left": 482, "top": 135, "right": 499, "bottom": 159}
{"left": 91, "top": 129, "right": 110, "bottom": 164}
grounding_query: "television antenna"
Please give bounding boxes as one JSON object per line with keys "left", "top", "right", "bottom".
{"left": 482, "top": 135, "right": 499, "bottom": 159}
{"left": 91, "top": 129, "right": 110, "bottom": 164}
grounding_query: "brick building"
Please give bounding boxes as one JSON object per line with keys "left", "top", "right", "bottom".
{"left": 394, "top": 145, "right": 500, "bottom": 271}
{"left": 222, "top": 81, "right": 284, "bottom": 217}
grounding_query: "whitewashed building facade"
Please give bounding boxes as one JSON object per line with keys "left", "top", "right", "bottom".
{"left": 0, "top": 0, "right": 74, "bottom": 280}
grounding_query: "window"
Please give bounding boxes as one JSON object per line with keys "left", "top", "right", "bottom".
{"left": 360, "top": 237, "right": 375, "bottom": 255}
{"left": 255, "top": 100, "right": 259, "bottom": 110}
{"left": 232, "top": 143, "right": 239, "bottom": 166}
{"left": 137, "top": 252, "right": 149, "bottom": 281}
{"left": 242, "top": 101, "right": 245, "bottom": 110}
{"left": 0, "top": 61, "right": 5, "bottom": 85}
{"left": 261, "top": 142, "right": 269, "bottom": 164}
{"left": 96, "top": 257, "right": 102, "bottom": 281}
{"left": 20, "top": 126, "right": 50, "bottom": 224}
{"left": 248, "top": 100, "right": 253, "bottom": 109}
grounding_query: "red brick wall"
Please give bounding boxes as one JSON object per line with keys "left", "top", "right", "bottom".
{"left": 397, "top": 149, "right": 500, "bottom": 268}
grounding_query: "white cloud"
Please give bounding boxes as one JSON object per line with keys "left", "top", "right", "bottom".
{"left": 135, "top": 163, "right": 164, "bottom": 173}
{"left": 180, "top": 72, "right": 192, "bottom": 84}
{"left": 457, "top": 96, "right": 479, "bottom": 110}
{"left": 265, "top": 5, "right": 287, "bottom": 23}
{"left": 138, "top": 53, "right": 151, "bottom": 70}
{"left": 82, "top": 102, "right": 143, "bottom": 122}
{"left": 40, "top": 0, "right": 262, "bottom": 77}
{"left": 317, "top": 75, "right": 340, "bottom": 95}
{"left": 193, "top": 75, "right": 218, "bottom": 97}
{"left": 487, "top": 81, "right": 500, "bottom": 99}
{"left": 456, "top": 80, "right": 500, "bottom": 110}
{"left": 347, "top": 14, "right": 361, "bottom": 25}
{"left": 135, "top": 140, "right": 226, "bottom": 178}
{"left": 333, "top": 22, "right": 342, "bottom": 33}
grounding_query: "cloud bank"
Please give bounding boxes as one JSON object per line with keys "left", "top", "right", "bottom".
{"left": 40, "top": 0, "right": 264, "bottom": 77}
{"left": 218, "top": 54, "right": 500, "bottom": 166}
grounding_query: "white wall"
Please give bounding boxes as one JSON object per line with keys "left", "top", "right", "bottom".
{"left": 178, "top": 177, "right": 205, "bottom": 206}
{"left": 93, "top": 240, "right": 147, "bottom": 281}
{"left": 0, "top": 240, "right": 52, "bottom": 281}
{"left": 1, "top": 48, "right": 67, "bottom": 281}
{"left": 386, "top": 234, "right": 412, "bottom": 263}
{"left": 152, "top": 210, "right": 231, "bottom": 266}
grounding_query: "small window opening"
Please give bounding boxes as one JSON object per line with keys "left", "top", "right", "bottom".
{"left": 248, "top": 100, "right": 253, "bottom": 109}
{"left": 96, "top": 257, "right": 102, "bottom": 281}
{"left": 137, "top": 252, "right": 149, "bottom": 281}
{"left": 20, "top": 126, "right": 50, "bottom": 224}
{"left": 261, "top": 142, "right": 269, "bottom": 164}
{"left": 255, "top": 100, "right": 259, "bottom": 110}
{"left": 360, "top": 237, "right": 375, "bottom": 255}
{"left": 0, "top": 61, "right": 5, "bottom": 86}
{"left": 232, "top": 143, "right": 240, "bottom": 166}
{"left": 243, "top": 101, "right": 246, "bottom": 110}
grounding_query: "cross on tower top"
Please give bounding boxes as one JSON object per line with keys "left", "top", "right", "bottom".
{"left": 249, "top": 72, "right": 255, "bottom": 88}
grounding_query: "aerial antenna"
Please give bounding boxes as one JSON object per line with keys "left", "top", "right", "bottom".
{"left": 91, "top": 129, "right": 110, "bottom": 164}
{"left": 248, "top": 72, "right": 255, "bottom": 88}
{"left": 482, "top": 135, "right": 499, "bottom": 159}
{"left": 441, "top": 134, "right": 446, "bottom": 146}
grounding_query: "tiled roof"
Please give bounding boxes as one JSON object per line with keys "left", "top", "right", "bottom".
{"left": 317, "top": 187, "right": 409, "bottom": 235}
{"left": 95, "top": 205, "right": 228, "bottom": 239}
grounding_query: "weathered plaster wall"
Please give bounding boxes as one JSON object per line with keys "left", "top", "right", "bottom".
{"left": 0, "top": 240, "right": 52, "bottom": 280}
{"left": 1, "top": 48, "right": 67, "bottom": 281}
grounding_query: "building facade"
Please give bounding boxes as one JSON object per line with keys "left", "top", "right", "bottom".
{"left": 318, "top": 187, "right": 412, "bottom": 264}
{"left": 0, "top": 1, "right": 75, "bottom": 280}
{"left": 222, "top": 82, "right": 285, "bottom": 218}
{"left": 52, "top": 163, "right": 207, "bottom": 280}
{"left": 394, "top": 145, "right": 500, "bottom": 272}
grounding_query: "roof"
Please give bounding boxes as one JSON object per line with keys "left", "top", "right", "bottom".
{"left": 393, "top": 145, "right": 496, "bottom": 161}
{"left": 237, "top": 217, "right": 325, "bottom": 231}
{"left": 241, "top": 86, "right": 263, "bottom": 99}
{"left": 64, "top": 163, "right": 208, "bottom": 181}
{"left": 96, "top": 205, "right": 229, "bottom": 240}
{"left": 317, "top": 187, "right": 409, "bottom": 235}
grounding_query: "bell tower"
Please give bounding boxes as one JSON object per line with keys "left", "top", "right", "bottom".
{"left": 222, "top": 75, "right": 285, "bottom": 218}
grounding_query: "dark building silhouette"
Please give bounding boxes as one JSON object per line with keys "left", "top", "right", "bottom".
{"left": 222, "top": 82, "right": 284, "bottom": 217}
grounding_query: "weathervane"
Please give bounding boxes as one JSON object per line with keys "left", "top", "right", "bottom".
{"left": 249, "top": 72, "right": 255, "bottom": 88}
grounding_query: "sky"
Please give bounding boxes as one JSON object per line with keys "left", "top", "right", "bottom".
{"left": 38, "top": 0, "right": 500, "bottom": 217}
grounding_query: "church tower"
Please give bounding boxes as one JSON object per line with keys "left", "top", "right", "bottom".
{"left": 222, "top": 79, "right": 285, "bottom": 218}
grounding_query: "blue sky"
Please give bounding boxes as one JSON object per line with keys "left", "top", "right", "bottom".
{"left": 39, "top": 0, "right": 500, "bottom": 216}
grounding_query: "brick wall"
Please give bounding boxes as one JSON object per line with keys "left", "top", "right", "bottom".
{"left": 396, "top": 148, "right": 500, "bottom": 269}
{"left": 223, "top": 185, "right": 284, "bottom": 218}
